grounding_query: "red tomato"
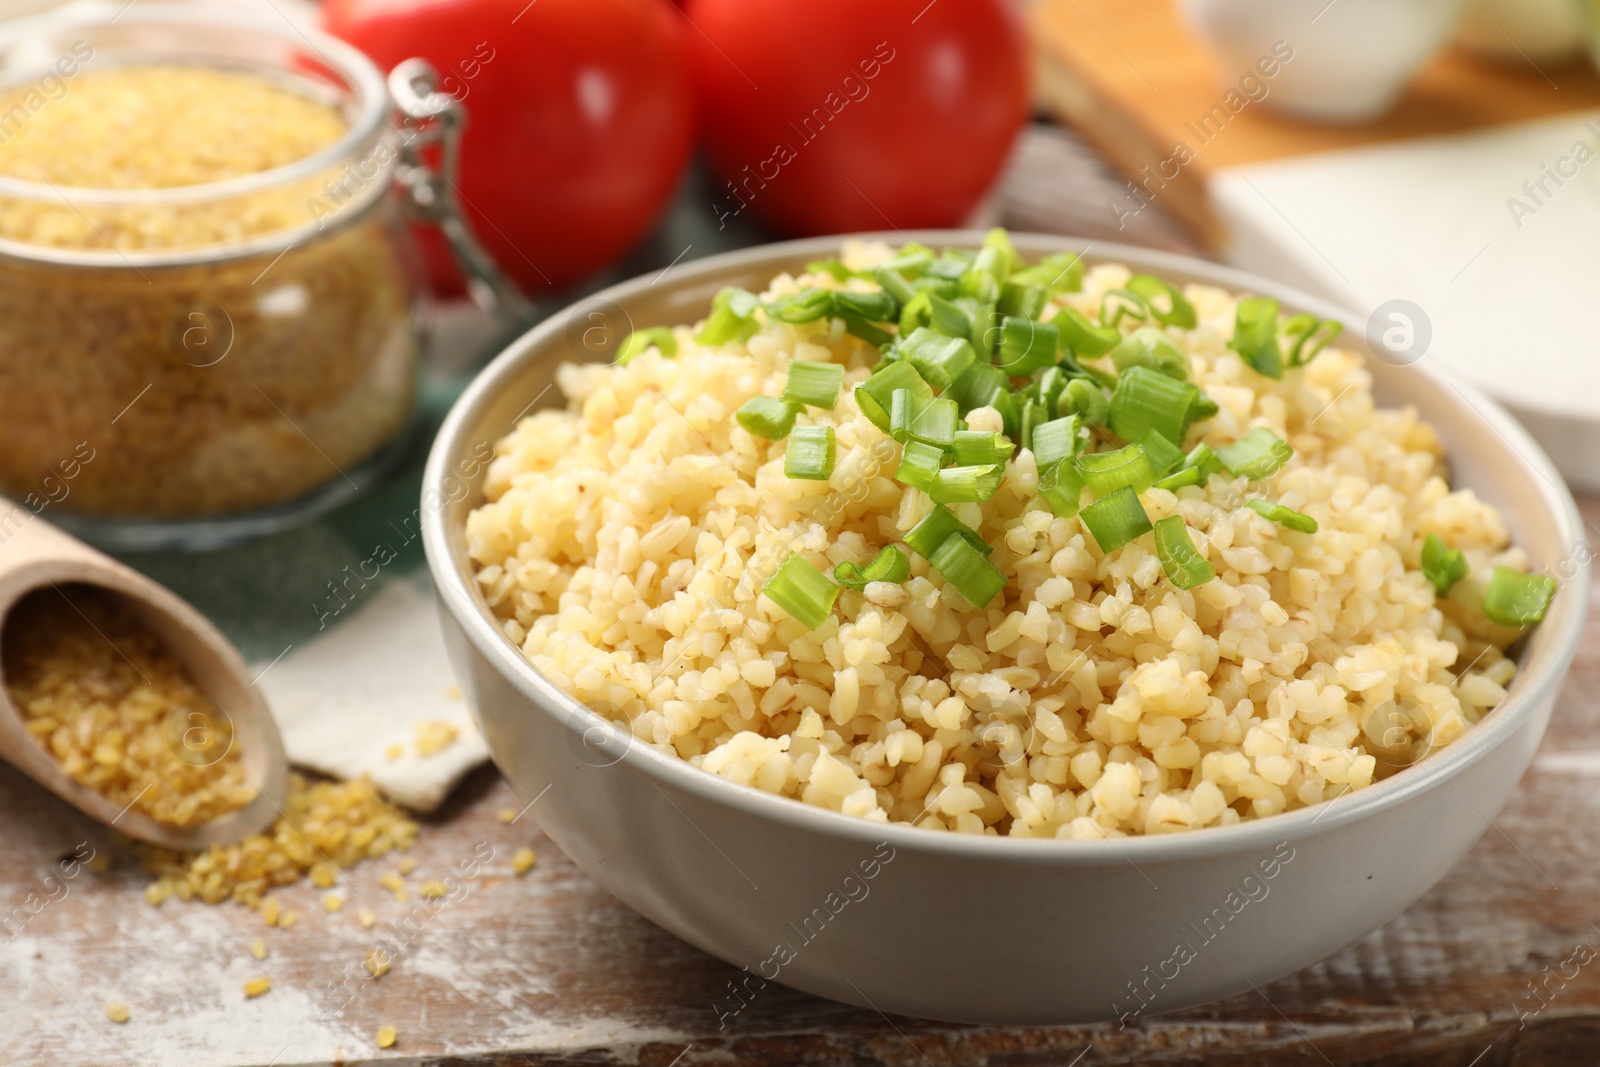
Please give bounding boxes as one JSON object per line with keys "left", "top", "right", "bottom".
{"left": 323, "top": 0, "right": 695, "bottom": 294}
{"left": 682, "top": 0, "right": 1028, "bottom": 236}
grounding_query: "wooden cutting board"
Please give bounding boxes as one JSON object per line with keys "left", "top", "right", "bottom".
{"left": 1029, "top": 0, "right": 1600, "bottom": 245}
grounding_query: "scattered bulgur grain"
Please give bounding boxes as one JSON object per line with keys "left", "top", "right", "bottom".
{"left": 278, "top": 911, "right": 297, "bottom": 929}
{"left": 144, "top": 883, "right": 170, "bottom": 907}
{"left": 141, "top": 774, "right": 417, "bottom": 907}
{"left": 363, "top": 948, "right": 391, "bottom": 979}
{"left": 106, "top": 1004, "right": 130, "bottom": 1024}
{"left": 418, "top": 880, "right": 447, "bottom": 899}
{"left": 2, "top": 587, "right": 255, "bottom": 826}
{"left": 309, "top": 862, "right": 338, "bottom": 889}
{"left": 497, "top": 808, "right": 517, "bottom": 824}
{"left": 385, "top": 745, "right": 404, "bottom": 761}
{"left": 323, "top": 894, "right": 344, "bottom": 913}
{"left": 358, "top": 908, "right": 377, "bottom": 929}
{"left": 375, "top": 1025, "right": 397, "bottom": 1049}
{"left": 396, "top": 856, "right": 416, "bottom": 876}
{"left": 413, "top": 720, "right": 459, "bottom": 757}
{"left": 512, "top": 848, "right": 537, "bottom": 875}
{"left": 249, "top": 938, "right": 267, "bottom": 961}
{"left": 261, "top": 899, "right": 281, "bottom": 927}
{"left": 243, "top": 976, "right": 272, "bottom": 999}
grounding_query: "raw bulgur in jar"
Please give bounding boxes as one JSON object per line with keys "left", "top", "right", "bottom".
{"left": 0, "top": 10, "right": 417, "bottom": 535}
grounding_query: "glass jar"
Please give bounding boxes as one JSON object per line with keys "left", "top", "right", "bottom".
{"left": 0, "top": 5, "right": 520, "bottom": 550}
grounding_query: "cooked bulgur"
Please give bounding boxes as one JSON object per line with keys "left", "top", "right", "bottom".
{"left": 466, "top": 238, "right": 1537, "bottom": 838}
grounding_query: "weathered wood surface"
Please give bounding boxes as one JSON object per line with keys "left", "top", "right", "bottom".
{"left": 2, "top": 128, "right": 1598, "bottom": 1066}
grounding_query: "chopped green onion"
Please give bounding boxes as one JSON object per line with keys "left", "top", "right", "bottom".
{"left": 1031, "top": 415, "right": 1082, "bottom": 467}
{"left": 980, "top": 227, "right": 1022, "bottom": 278}
{"left": 1231, "top": 297, "right": 1282, "bottom": 379}
{"left": 1126, "top": 274, "right": 1197, "bottom": 329}
{"left": 888, "top": 245, "right": 935, "bottom": 276}
{"left": 1109, "top": 365, "right": 1200, "bottom": 445}
{"left": 1059, "top": 377, "right": 1110, "bottom": 425}
{"left": 1101, "top": 288, "right": 1148, "bottom": 328}
{"left": 930, "top": 464, "right": 1004, "bottom": 504}
{"left": 928, "top": 253, "right": 970, "bottom": 281}
{"left": 925, "top": 292, "right": 972, "bottom": 338}
{"left": 1153, "top": 515, "right": 1215, "bottom": 588}
{"left": 960, "top": 266, "right": 1000, "bottom": 303}
{"left": 1077, "top": 443, "right": 1154, "bottom": 497}
{"left": 949, "top": 361, "right": 1011, "bottom": 415}
{"left": 1108, "top": 327, "right": 1190, "bottom": 381}
{"left": 898, "top": 290, "right": 932, "bottom": 335}
{"left": 835, "top": 289, "right": 897, "bottom": 323}
{"left": 1052, "top": 306, "right": 1120, "bottom": 358}
{"left": 855, "top": 360, "right": 930, "bottom": 431}
{"left": 965, "top": 300, "right": 999, "bottom": 357}
{"left": 901, "top": 327, "right": 977, "bottom": 389}
{"left": 1153, "top": 466, "right": 1202, "bottom": 491}
{"left": 766, "top": 287, "right": 836, "bottom": 323}
{"left": 1038, "top": 458, "right": 1085, "bottom": 518}
{"left": 1011, "top": 251, "right": 1084, "bottom": 293}
{"left": 839, "top": 311, "right": 892, "bottom": 346}
{"left": 928, "top": 532, "right": 1007, "bottom": 608}
{"left": 996, "top": 316, "right": 1060, "bottom": 376}
{"left": 782, "top": 359, "right": 845, "bottom": 409}
{"left": 952, "top": 430, "right": 1015, "bottom": 466}
{"left": 1482, "top": 566, "right": 1557, "bottom": 626}
{"left": 762, "top": 553, "right": 838, "bottom": 629}
{"left": 891, "top": 390, "right": 959, "bottom": 448}
{"left": 1034, "top": 366, "right": 1069, "bottom": 414}
{"left": 1136, "top": 430, "right": 1185, "bottom": 476}
{"left": 1018, "top": 398, "right": 1049, "bottom": 454}
{"left": 1154, "top": 443, "right": 1218, "bottom": 490}
{"left": 1081, "top": 485, "right": 1152, "bottom": 553}
{"left": 736, "top": 396, "right": 800, "bottom": 440}
{"left": 1216, "top": 428, "right": 1293, "bottom": 479}
{"left": 617, "top": 327, "right": 677, "bottom": 365}
{"left": 1246, "top": 499, "right": 1318, "bottom": 533}
{"left": 697, "top": 287, "right": 762, "bottom": 346}
{"left": 807, "top": 258, "right": 855, "bottom": 281}
{"left": 1284, "top": 313, "right": 1343, "bottom": 367}
{"left": 834, "top": 545, "right": 911, "bottom": 591}
{"left": 1189, "top": 393, "right": 1220, "bottom": 423}
{"left": 1420, "top": 532, "right": 1469, "bottom": 597}
{"left": 905, "top": 504, "right": 991, "bottom": 559}
{"left": 895, "top": 439, "right": 946, "bottom": 491}
{"left": 785, "top": 425, "right": 836, "bottom": 480}
{"left": 997, "top": 281, "right": 1048, "bottom": 320}
{"left": 872, "top": 267, "right": 916, "bottom": 306}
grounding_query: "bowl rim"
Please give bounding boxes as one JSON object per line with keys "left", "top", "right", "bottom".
{"left": 423, "top": 231, "right": 1589, "bottom": 866}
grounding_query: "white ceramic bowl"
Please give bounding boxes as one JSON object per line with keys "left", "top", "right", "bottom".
{"left": 422, "top": 234, "right": 1586, "bottom": 1025}
{"left": 1179, "top": 0, "right": 1466, "bottom": 123}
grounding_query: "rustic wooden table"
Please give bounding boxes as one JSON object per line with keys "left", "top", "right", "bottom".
{"left": 2, "top": 127, "right": 1595, "bottom": 1066}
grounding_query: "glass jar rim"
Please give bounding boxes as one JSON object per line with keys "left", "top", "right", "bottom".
{"left": 0, "top": 2, "right": 391, "bottom": 209}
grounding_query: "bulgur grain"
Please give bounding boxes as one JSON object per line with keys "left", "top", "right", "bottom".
{"left": 242, "top": 976, "right": 271, "bottom": 999}
{"left": 511, "top": 848, "right": 537, "bottom": 875}
{"left": 105, "top": 1003, "right": 130, "bottom": 1024}
{"left": 375, "top": 1025, "right": 397, "bottom": 1049}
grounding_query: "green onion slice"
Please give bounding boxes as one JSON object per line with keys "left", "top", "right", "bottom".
{"left": 782, "top": 359, "right": 845, "bottom": 409}
{"left": 1031, "top": 415, "right": 1082, "bottom": 468}
{"left": 1126, "top": 275, "right": 1197, "bottom": 329}
{"left": 766, "top": 287, "right": 835, "bottom": 324}
{"left": 834, "top": 546, "right": 911, "bottom": 591}
{"left": 1153, "top": 443, "right": 1219, "bottom": 490}
{"left": 763, "top": 553, "right": 839, "bottom": 629}
{"left": 930, "top": 464, "right": 1004, "bottom": 504}
{"left": 1420, "top": 532, "right": 1469, "bottom": 597}
{"left": 1246, "top": 499, "right": 1318, "bottom": 534}
{"left": 997, "top": 280, "right": 1048, "bottom": 321}
{"left": 1018, "top": 398, "right": 1049, "bottom": 454}
{"left": 872, "top": 267, "right": 917, "bottom": 306}
{"left": 785, "top": 425, "right": 836, "bottom": 480}
{"left": 1081, "top": 485, "right": 1153, "bottom": 553}
{"left": 1284, "top": 313, "right": 1343, "bottom": 367}
{"left": 1154, "top": 515, "right": 1215, "bottom": 588}
{"left": 895, "top": 439, "right": 946, "bottom": 491}
{"left": 980, "top": 227, "right": 1022, "bottom": 278}
{"left": 952, "top": 429, "right": 1015, "bottom": 466}
{"left": 1231, "top": 297, "right": 1282, "bottom": 379}
{"left": 1108, "top": 327, "right": 1190, "bottom": 381}
{"left": 1077, "top": 443, "right": 1155, "bottom": 497}
{"left": 905, "top": 504, "right": 991, "bottom": 559}
{"left": 1101, "top": 288, "right": 1149, "bottom": 328}
{"left": 697, "top": 287, "right": 762, "bottom": 346}
{"left": 617, "top": 327, "right": 677, "bottom": 365}
{"left": 1052, "top": 306, "right": 1120, "bottom": 358}
{"left": 891, "top": 390, "right": 959, "bottom": 448}
{"left": 1038, "top": 458, "right": 1085, "bottom": 518}
{"left": 807, "top": 258, "right": 855, "bottom": 282}
{"left": 855, "top": 360, "right": 930, "bottom": 431}
{"left": 835, "top": 289, "right": 897, "bottom": 323}
{"left": 996, "top": 316, "right": 1060, "bottom": 376}
{"left": 1059, "top": 377, "right": 1110, "bottom": 425}
{"left": 1109, "top": 364, "right": 1200, "bottom": 445}
{"left": 1010, "top": 251, "right": 1084, "bottom": 294}
{"left": 736, "top": 396, "right": 800, "bottom": 440}
{"left": 949, "top": 361, "right": 1010, "bottom": 416}
{"left": 1216, "top": 428, "right": 1293, "bottom": 480}
{"left": 1034, "top": 365, "right": 1069, "bottom": 413}
{"left": 928, "top": 532, "right": 1007, "bottom": 608}
{"left": 1481, "top": 566, "right": 1557, "bottom": 626}
{"left": 901, "top": 327, "right": 977, "bottom": 389}
{"left": 1136, "top": 429, "right": 1185, "bottom": 477}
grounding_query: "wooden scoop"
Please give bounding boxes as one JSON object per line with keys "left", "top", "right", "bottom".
{"left": 0, "top": 502, "right": 287, "bottom": 849}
